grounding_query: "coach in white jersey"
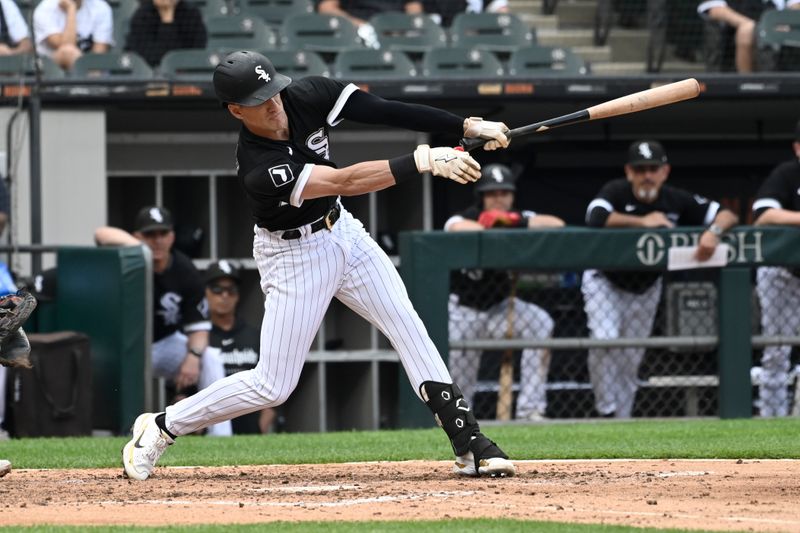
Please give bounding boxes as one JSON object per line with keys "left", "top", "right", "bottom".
{"left": 582, "top": 140, "right": 738, "bottom": 418}
{"left": 752, "top": 120, "right": 800, "bottom": 417}
{"left": 33, "top": 0, "right": 113, "bottom": 70}
{"left": 0, "top": 0, "right": 32, "bottom": 56}
{"left": 123, "top": 50, "right": 518, "bottom": 481}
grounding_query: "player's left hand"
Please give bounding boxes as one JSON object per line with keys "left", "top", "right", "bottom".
{"left": 176, "top": 351, "right": 201, "bottom": 391}
{"left": 694, "top": 230, "right": 719, "bottom": 261}
{"left": 463, "top": 117, "right": 510, "bottom": 151}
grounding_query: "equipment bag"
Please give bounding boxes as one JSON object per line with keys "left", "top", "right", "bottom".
{"left": 9, "top": 331, "right": 92, "bottom": 437}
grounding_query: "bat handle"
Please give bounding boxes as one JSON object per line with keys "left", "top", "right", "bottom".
{"left": 459, "top": 137, "right": 487, "bottom": 152}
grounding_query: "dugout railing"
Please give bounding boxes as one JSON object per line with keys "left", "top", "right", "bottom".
{"left": 398, "top": 226, "right": 800, "bottom": 427}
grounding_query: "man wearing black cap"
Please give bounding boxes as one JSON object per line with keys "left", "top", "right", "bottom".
{"left": 581, "top": 140, "right": 738, "bottom": 418}
{"left": 204, "top": 259, "right": 275, "bottom": 433}
{"left": 123, "top": 50, "right": 518, "bottom": 481}
{"left": 96, "top": 207, "right": 231, "bottom": 436}
{"left": 752, "top": 120, "right": 800, "bottom": 417}
{"left": 445, "top": 163, "right": 564, "bottom": 421}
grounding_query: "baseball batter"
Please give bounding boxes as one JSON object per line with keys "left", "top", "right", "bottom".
{"left": 582, "top": 140, "right": 737, "bottom": 418}
{"left": 752, "top": 120, "right": 800, "bottom": 417}
{"left": 445, "top": 164, "right": 563, "bottom": 420}
{"left": 123, "top": 50, "right": 516, "bottom": 480}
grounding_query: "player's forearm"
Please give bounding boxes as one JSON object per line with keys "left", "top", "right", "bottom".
{"left": 755, "top": 208, "right": 800, "bottom": 226}
{"left": 186, "top": 330, "right": 209, "bottom": 355}
{"left": 528, "top": 214, "right": 565, "bottom": 228}
{"left": 711, "top": 209, "right": 738, "bottom": 231}
{"left": 604, "top": 211, "right": 647, "bottom": 227}
{"left": 303, "top": 161, "right": 397, "bottom": 199}
{"left": 449, "top": 219, "right": 485, "bottom": 231}
{"left": 341, "top": 90, "right": 463, "bottom": 134}
{"left": 94, "top": 226, "right": 140, "bottom": 246}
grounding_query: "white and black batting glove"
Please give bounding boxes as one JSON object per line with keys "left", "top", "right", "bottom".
{"left": 463, "top": 117, "right": 510, "bottom": 151}
{"left": 413, "top": 144, "right": 481, "bottom": 184}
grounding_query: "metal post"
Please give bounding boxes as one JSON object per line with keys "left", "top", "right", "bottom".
{"left": 718, "top": 267, "right": 753, "bottom": 418}
{"left": 28, "top": 86, "right": 42, "bottom": 274}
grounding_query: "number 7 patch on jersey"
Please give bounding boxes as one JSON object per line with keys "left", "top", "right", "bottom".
{"left": 268, "top": 164, "right": 295, "bottom": 187}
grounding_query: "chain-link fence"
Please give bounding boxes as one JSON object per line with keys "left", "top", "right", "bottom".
{"left": 448, "top": 266, "right": 800, "bottom": 420}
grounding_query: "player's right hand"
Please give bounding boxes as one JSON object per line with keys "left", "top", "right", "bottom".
{"left": 641, "top": 211, "right": 674, "bottom": 228}
{"left": 413, "top": 144, "right": 481, "bottom": 184}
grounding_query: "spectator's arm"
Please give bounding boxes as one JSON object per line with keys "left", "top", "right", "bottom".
{"left": 91, "top": 42, "right": 109, "bottom": 53}
{"left": 9, "top": 38, "right": 33, "bottom": 55}
{"left": 705, "top": 4, "right": 752, "bottom": 27}
{"left": 44, "top": 0, "right": 78, "bottom": 49}
{"left": 317, "top": 0, "right": 366, "bottom": 26}
{"left": 94, "top": 226, "right": 140, "bottom": 246}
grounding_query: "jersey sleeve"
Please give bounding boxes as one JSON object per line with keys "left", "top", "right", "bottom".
{"left": 298, "top": 76, "right": 359, "bottom": 128}
{"left": 242, "top": 151, "right": 315, "bottom": 208}
{"left": 675, "top": 188, "right": 720, "bottom": 226}
{"left": 753, "top": 164, "right": 792, "bottom": 220}
{"left": 585, "top": 180, "right": 623, "bottom": 227}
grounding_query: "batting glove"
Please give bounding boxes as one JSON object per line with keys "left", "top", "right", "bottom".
{"left": 413, "top": 144, "right": 481, "bottom": 184}
{"left": 463, "top": 117, "right": 510, "bottom": 151}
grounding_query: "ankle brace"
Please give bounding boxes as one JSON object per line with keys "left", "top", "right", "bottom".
{"left": 419, "top": 381, "right": 478, "bottom": 456}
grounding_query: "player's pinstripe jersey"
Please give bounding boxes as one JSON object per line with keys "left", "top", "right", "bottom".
{"left": 235, "top": 76, "right": 358, "bottom": 231}
{"left": 752, "top": 159, "right": 800, "bottom": 219}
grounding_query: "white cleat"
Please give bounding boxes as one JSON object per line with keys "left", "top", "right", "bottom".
{"left": 454, "top": 450, "right": 516, "bottom": 478}
{"left": 122, "top": 412, "right": 174, "bottom": 480}
{"left": 0, "top": 459, "right": 10, "bottom": 478}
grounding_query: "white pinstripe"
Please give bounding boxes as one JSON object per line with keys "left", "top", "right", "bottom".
{"left": 165, "top": 206, "right": 450, "bottom": 435}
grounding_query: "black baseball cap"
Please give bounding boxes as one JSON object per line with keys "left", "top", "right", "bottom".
{"left": 475, "top": 163, "right": 516, "bottom": 194}
{"left": 213, "top": 50, "right": 292, "bottom": 106}
{"left": 205, "top": 259, "right": 241, "bottom": 286}
{"left": 134, "top": 206, "right": 173, "bottom": 233}
{"left": 627, "top": 140, "right": 668, "bottom": 166}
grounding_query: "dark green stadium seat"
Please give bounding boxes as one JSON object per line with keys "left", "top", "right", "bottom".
{"left": 369, "top": 13, "right": 447, "bottom": 55}
{"left": 450, "top": 13, "right": 535, "bottom": 53}
{"left": 189, "top": 0, "right": 234, "bottom": 19}
{"left": 334, "top": 49, "right": 416, "bottom": 79}
{"left": 422, "top": 46, "right": 503, "bottom": 78}
{"left": 206, "top": 14, "right": 277, "bottom": 51}
{"left": 263, "top": 49, "right": 330, "bottom": 79}
{"left": 0, "top": 55, "right": 64, "bottom": 80}
{"left": 756, "top": 9, "right": 800, "bottom": 71}
{"left": 281, "top": 14, "right": 362, "bottom": 54}
{"left": 508, "top": 46, "right": 587, "bottom": 76}
{"left": 241, "top": 0, "right": 314, "bottom": 28}
{"left": 72, "top": 52, "right": 153, "bottom": 79}
{"left": 159, "top": 49, "right": 226, "bottom": 80}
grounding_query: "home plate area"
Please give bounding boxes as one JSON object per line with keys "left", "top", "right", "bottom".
{"left": 2, "top": 459, "right": 799, "bottom": 531}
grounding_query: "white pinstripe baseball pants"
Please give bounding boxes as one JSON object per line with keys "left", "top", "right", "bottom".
{"left": 165, "top": 206, "right": 451, "bottom": 435}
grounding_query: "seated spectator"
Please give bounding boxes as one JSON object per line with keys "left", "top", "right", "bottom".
{"left": 33, "top": 0, "right": 113, "bottom": 70}
{"left": 126, "top": 0, "right": 207, "bottom": 68}
{"left": 316, "top": 0, "right": 424, "bottom": 47}
{"left": 423, "top": 0, "right": 506, "bottom": 28}
{"left": 698, "top": 0, "right": 800, "bottom": 73}
{"left": 0, "top": 0, "right": 33, "bottom": 56}
{"left": 205, "top": 260, "right": 276, "bottom": 434}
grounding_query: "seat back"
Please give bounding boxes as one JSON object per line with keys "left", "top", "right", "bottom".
{"left": 0, "top": 55, "right": 64, "bottom": 80}
{"left": 451, "top": 13, "right": 534, "bottom": 52}
{"left": 188, "top": 0, "right": 235, "bottom": 19}
{"left": 264, "top": 49, "right": 330, "bottom": 78}
{"left": 72, "top": 52, "right": 153, "bottom": 79}
{"left": 508, "top": 46, "right": 586, "bottom": 76}
{"left": 756, "top": 9, "right": 800, "bottom": 70}
{"left": 206, "top": 14, "right": 277, "bottom": 51}
{"left": 159, "top": 49, "right": 226, "bottom": 80}
{"left": 370, "top": 13, "right": 447, "bottom": 53}
{"left": 281, "top": 14, "right": 361, "bottom": 53}
{"left": 422, "top": 46, "right": 503, "bottom": 78}
{"left": 334, "top": 49, "right": 416, "bottom": 79}
{"left": 241, "top": 0, "right": 314, "bottom": 28}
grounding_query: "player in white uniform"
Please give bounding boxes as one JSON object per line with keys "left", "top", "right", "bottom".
{"left": 123, "top": 50, "right": 517, "bottom": 480}
{"left": 752, "top": 120, "right": 800, "bottom": 417}
{"left": 582, "top": 141, "right": 737, "bottom": 418}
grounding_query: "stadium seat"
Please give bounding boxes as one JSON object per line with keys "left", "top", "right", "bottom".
{"left": 206, "top": 14, "right": 277, "bottom": 51}
{"left": 756, "top": 9, "right": 800, "bottom": 71}
{"left": 450, "top": 13, "right": 535, "bottom": 54}
{"left": 281, "top": 14, "right": 362, "bottom": 55}
{"left": 263, "top": 49, "right": 330, "bottom": 78}
{"left": 0, "top": 55, "right": 64, "bottom": 80}
{"left": 333, "top": 49, "right": 416, "bottom": 79}
{"left": 189, "top": 0, "right": 235, "bottom": 19}
{"left": 508, "top": 46, "right": 587, "bottom": 76}
{"left": 422, "top": 46, "right": 504, "bottom": 78}
{"left": 159, "top": 49, "right": 225, "bottom": 80}
{"left": 369, "top": 13, "right": 447, "bottom": 55}
{"left": 72, "top": 52, "right": 153, "bottom": 79}
{"left": 241, "top": 0, "right": 314, "bottom": 28}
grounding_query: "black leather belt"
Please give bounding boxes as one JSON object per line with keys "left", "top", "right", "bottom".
{"left": 281, "top": 203, "right": 341, "bottom": 240}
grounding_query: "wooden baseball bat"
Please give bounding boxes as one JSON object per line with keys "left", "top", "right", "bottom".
{"left": 460, "top": 78, "right": 701, "bottom": 152}
{"left": 496, "top": 275, "right": 517, "bottom": 421}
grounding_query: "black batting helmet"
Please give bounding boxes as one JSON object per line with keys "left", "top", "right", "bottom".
{"left": 213, "top": 50, "right": 292, "bottom": 106}
{"left": 475, "top": 163, "right": 516, "bottom": 195}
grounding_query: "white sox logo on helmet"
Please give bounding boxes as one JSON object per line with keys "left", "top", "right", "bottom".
{"left": 255, "top": 65, "right": 271, "bottom": 83}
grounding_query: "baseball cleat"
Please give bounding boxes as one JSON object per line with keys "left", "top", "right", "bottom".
{"left": 122, "top": 412, "right": 173, "bottom": 480}
{"left": 453, "top": 432, "right": 516, "bottom": 478}
{"left": 0, "top": 460, "right": 10, "bottom": 478}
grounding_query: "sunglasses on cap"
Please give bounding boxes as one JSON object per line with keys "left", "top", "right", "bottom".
{"left": 209, "top": 284, "right": 239, "bottom": 296}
